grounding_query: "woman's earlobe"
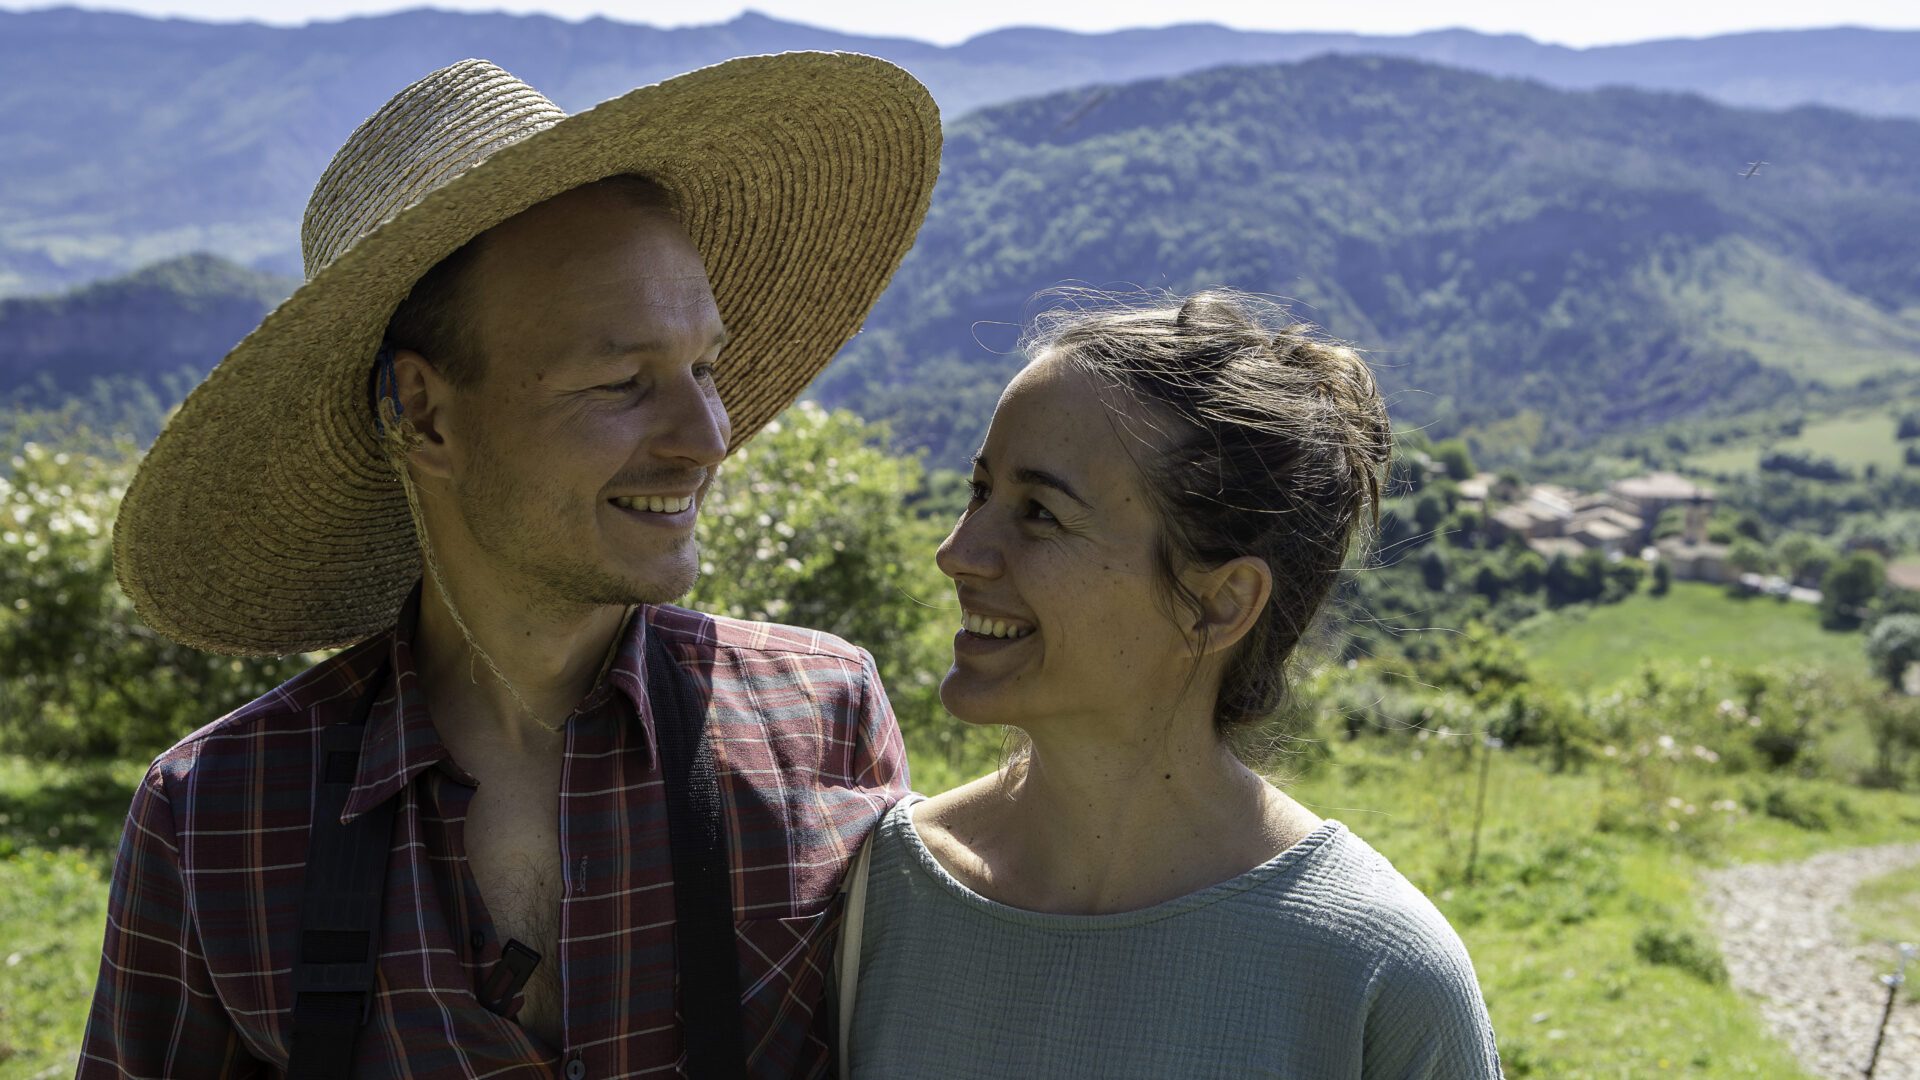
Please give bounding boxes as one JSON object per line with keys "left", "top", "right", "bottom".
{"left": 1194, "top": 557, "right": 1272, "bottom": 655}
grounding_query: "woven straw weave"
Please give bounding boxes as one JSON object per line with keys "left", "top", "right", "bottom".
{"left": 113, "top": 53, "right": 941, "bottom": 656}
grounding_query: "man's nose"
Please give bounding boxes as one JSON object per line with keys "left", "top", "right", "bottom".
{"left": 656, "top": 372, "right": 730, "bottom": 468}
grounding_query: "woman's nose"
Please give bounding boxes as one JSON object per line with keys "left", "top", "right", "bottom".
{"left": 935, "top": 511, "right": 999, "bottom": 582}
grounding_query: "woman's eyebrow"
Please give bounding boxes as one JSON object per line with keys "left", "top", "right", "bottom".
{"left": 974, "top": 454, "right": 1095, "bottom": 510}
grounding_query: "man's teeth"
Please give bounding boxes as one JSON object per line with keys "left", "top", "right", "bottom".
{"left": 613, "top": 495, "right": 695, "bottom": 513}
{"left": 961, "top": 611, "right": 1033, "bottom": 639}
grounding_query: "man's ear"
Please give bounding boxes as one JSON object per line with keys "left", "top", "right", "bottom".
{"left": 388, "top": 348, "right": 457, "bottom": 481}
{"left": 1187, "top": 555, "right": 1272, "bottom": 657}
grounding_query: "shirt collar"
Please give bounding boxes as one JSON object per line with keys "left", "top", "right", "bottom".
{"left": 340, "top": 587, "right": 658, "bottom": 821}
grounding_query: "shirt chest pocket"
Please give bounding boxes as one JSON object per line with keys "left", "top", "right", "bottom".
{"left": 735, "top": 901, "right": 842, "bottom": 1074}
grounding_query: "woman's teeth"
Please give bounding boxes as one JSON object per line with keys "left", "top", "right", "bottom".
{"left": 961, "top": 611, "right": 1033, "bottom": 639}
{"left": 613, "top": 495, "right": 694, "bottom": 514}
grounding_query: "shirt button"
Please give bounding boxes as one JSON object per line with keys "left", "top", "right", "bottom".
{"left": 565, "top": 1058, "right": 587, "bottom": 1080}
{"left": 469, "top": 929, "right": 486, "bottom": 951}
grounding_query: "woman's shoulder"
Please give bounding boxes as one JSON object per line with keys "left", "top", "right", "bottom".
{"left": 1273, "top": 829, "right": 1488, "bottom": 1003}
{"left": 877, "top": 778, "right": 999, "bottom": 883}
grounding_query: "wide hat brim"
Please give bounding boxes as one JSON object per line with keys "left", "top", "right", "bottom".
{"left": 113, "top": 52, "right": 940, "bottom": 656}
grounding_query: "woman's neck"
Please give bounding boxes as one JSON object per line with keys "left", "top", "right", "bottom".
{"left": 928, "top": 721, "right": 1316, "bottom": 915}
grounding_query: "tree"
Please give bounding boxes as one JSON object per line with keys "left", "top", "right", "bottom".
{"left": 1821, "top": 551, "right": 1886, "bottom": 629}
{"left": 1412, "top": 490, "right": 1448, "bottom": 535}
{"left": 1651, "top": 558, "right": 1672, "bottom": 595}
{"left": 1652, "top": 506, "right": 1688, "bottom": 541}
{"left": 1865, "top": 615, "right": 1920, "bottom": 693}
{"left": 1726, "top": 537, "right": 1772, "bottom": 581}
{"left": 1772, "top": 532, "right": 1835, "bottom": 587}
{"left": 1601, "top": 557, "right": 1645, "bottom": 602}
{"left": 1470, "top": 562, "right": 1507, "bottom": 601}
{"left": 1431, "top": 439, "right": 1475, "bottom": 482}
{"left": 1419, "top": 547, "right": 1450, "bottom": 592}
{"left": 690, "top": 403, "right": 956, "bottom": 743}
{"left": 1898, "top": 412, "right": 1920, "bottom": 441}
{"left": 1510, "top": 551, "right": 1547, "bottom": 594}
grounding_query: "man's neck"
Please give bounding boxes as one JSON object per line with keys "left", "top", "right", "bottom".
{"left": 412, "top": 572, "right": 633, "bottom": 746}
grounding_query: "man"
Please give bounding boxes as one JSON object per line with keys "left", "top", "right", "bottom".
{"left": 81, "top": 54, "right": 939, "bottom": 1078}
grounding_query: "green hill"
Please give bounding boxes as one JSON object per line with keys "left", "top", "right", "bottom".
{"left": 0, "top": 254, "right": 291, "bottom": 397}
{"left": 1514, "top": 581, "right": 1865, "bottom": 690}
{"left": 2, "top": 9, "right": 1919, "bottom": 296}
{"left": 814, "top": 56, "right": 1920, "bottom": 467}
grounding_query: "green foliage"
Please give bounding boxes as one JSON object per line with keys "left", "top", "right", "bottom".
{"left": 687, "top": 403, "right": 988, "bottom": 769}
{"left": 1860, "top": 695, "right": 1920, "bottom": 788}
{"left": 1771, "top": 531, "right": 1835, "bottom": 586}
{"left": 1631, "top": 924, "right": 1728, "bottom": 985}
{"left": 1431, "top": 439, "right": 1475, "bottom": 483}
{"left": 1822, "top": 551, "right": 1886, "bottom": 629}
{"left": 1864, "top": 614, "right": 1920, "bottom": 692}
{"left": 0, "top": 439, "right": 309, "bottom": 759}
{"left": 1724, "top": 536, "right": 1771, "bottom": 581}
{"left": 1650, "top": 559, "right": 1671, "bottom": 596}
{"left": 818, "top": 55, "right": 1920, "bottom": 468}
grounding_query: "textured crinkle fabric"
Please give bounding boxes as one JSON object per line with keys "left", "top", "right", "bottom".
{"left": 846, "top": 795, "right": 1504, "bottom": 1079}
{"left": 78, "top": 593, "right": 909, "bottom": 1079}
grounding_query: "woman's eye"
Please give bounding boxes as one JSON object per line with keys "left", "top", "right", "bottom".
{"left": 1027, "top": 501, "right": 1058, "bottom": 524}
{"left": 965, "top": 481, "right": 989, "bottom": 505}
{"left": 599, "top": 377, "right": 638, "bottom": 393}
{"left": 693, "top": 362, "right": 718, "bottom": 382}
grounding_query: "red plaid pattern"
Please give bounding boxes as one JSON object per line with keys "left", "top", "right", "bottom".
{"left": 77, "top": 595, "right": 909, "bottom": 1079}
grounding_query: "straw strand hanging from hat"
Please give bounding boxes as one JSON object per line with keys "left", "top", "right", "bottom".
{"left": 374, "top": 391, "right": 563, "bottom": 732}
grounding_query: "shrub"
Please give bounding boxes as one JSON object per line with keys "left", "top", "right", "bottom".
{"left": 0, "top": 440, "right": 310, "bottom": 758}
{"left": 1632, "top": 923, "right": 1728, "bottom": 984}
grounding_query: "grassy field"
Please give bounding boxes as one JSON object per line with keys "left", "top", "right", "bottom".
{"left": 1647, "top": 235, "right": 1920, "bottom": 387}
{"left": 1280, "top": 737, "right": 1920, "bottom": 1078}
{"left": 1687, "top": 409, "right": 1911, "bottom": 476}
{"left": 1843, "top": 857, "right": 1920, "bottom": 999}
{"left": 0, "top": 756, "right": 142, "bottom": 1078}
{"left": 5, "top": 724, "right": 1916, "bottom": 1078}
{"left": 1513, "top": 581, "right": 1865, "bottom": 692}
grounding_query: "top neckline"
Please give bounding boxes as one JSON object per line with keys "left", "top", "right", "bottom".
{"left": 888, "top": 794, "right": 1350, "bottom": 931}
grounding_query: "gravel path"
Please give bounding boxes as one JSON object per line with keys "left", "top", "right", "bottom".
{"left": 1701, "top": 844, "right": 1920, "bottom": 1079}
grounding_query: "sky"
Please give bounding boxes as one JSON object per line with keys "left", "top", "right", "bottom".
{"left": 8, "top": 0, "right": 1920, "bottom": 46}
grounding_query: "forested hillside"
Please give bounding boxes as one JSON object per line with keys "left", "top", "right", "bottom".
{"left": 0, "top": 255, "right": 289, "bottom": 398}
{"left": 1, "top": 7, "right": 1917, "bottom": 294}
{"left": 815, "top": 55, "right": 1920, "bottom": 467}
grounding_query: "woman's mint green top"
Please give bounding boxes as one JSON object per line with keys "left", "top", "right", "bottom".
{"left": 845, "top": 795, "right": 1502, "bottom": 1078}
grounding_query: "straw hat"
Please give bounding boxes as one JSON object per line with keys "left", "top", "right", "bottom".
{"left": 112, "top": 53, "right": 940, "bottom": 657}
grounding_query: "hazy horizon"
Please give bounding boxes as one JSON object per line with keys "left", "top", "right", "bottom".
{"left": 5, "top": 0, "right": 1920, "bottom": 48}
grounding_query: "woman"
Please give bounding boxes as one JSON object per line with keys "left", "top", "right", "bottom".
{"left": 839, "top": 291, "right": 1502, "bottom": 1078}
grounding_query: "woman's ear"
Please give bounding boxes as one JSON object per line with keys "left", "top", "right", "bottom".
{"left": 389, "top": 348, "right": 457, "bottom": 481}
{"left": 1188, "top": 555, "right": 1272, "bottom": 656}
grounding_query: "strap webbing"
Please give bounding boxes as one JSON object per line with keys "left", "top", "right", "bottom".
{"left": 287, "top": 661, "right": 397, "bottom": 1080}
{"left": 646, "top": 628, "right": 748, "bottom": 1080}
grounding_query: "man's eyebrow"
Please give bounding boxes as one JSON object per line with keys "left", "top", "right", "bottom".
{"left": 596, "top": 328, "right": 730, "bottom": 356}
{"left": 972, "top": 453, "right": 1095, "bottom": 510}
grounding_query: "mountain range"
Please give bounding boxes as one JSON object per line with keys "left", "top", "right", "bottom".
{"left": 2, "top": 7, "right": 1919, "bottom": 295}
{"left": 813, "top": 54, "right": 1920, "bottom": 463}
{"left": 4, "top": 48, "right": 1919, "bottom": 461}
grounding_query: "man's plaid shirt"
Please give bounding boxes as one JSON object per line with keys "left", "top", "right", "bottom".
{"left": 77, "top": 597, "right": 909, "bottom": 1079}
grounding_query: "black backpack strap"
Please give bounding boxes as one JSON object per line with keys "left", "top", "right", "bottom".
{"left": 288, "top": 661, "right": 399, "bottom": 1080}
{"left": 645, "top": 626, "right": 748, "bottom": 1080}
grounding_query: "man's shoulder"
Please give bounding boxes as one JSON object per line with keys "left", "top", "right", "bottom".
{"left": 646, "top": 604, "right": 873, "bottom": 669}
{"left": 144, "top": 635, "right": 389, "bottom": 786}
